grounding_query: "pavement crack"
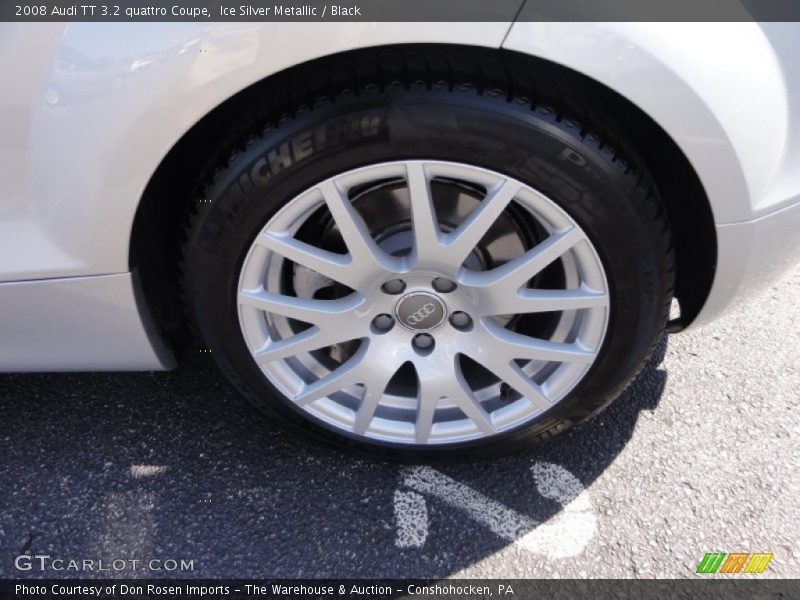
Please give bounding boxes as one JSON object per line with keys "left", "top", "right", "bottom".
{"left": 18, "top": 532, "right": 36, "bottom": 555}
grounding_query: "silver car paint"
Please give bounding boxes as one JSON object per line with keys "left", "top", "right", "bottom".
{"left": 0, "top": 272, "right": 174, "bottom": 371}
{"left": 1, "top": 21, "right": 799, "bottom": 370}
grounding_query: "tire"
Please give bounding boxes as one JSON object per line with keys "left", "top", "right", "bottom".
{"left": 181, "top": 47, "right": 674, "bottom": 460}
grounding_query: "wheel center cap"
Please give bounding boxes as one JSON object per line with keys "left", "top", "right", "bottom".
{"left": 395, "top": 292, "right": 447, "bottom": 331}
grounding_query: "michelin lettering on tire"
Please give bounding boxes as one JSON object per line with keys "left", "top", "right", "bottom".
{"left": 243, "top": 110, "right": 387, "bottom": 191}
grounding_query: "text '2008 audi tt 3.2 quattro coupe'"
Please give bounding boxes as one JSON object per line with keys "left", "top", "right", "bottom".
{"left": 1, "top": 19, "right": 800, "bottom": 459}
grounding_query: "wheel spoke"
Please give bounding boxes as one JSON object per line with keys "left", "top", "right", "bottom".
{"left": 460, "top": 227, "right": 584, "bottom": 291}
{"left": 415, "top": 394, "right": 437, "bottom": 445}
{"left": 239, "top": 288, "right": 364, "bottom": 326}
{"left": 294, "top": 343, "right": 370, "bottom": 405}
{"left": 442, "top": 180, "right": 521, "bottom": 266}
{"left": 319, "top": 180, "right": 396, "bottom": 274}
{"left": 353, "top": 388, "right": 382, "bottom": 435}
{"left": 254, "top": 327, "right": 355, "bottom": 363}
{"left": 293, "top": 343, "right": 402, "bottom": 435}
{"left": 451, "top": 363, "right": 496, "bottom": 435}
{"left": 412, "top": 352, "right": 496, "bottom": 440}
{"left": 406, "top": 162, "right": 442, "bottom": 264}
{"left": 500, "top": 361, "right": 553, "bottom": 412}
{"left": 481, "top": 286, "right": 609, "bottom": 316}
{"left": 255, "top": 232, "right": 357, "bottom": 288}
{"left": 352, "top": 356, "right": 402, "bottom": 434}
{"left": 481, "top": 319, "right": 595, "bottom": 364}
{"left": 478, "top": 355, "right": 552, "bottom": 412}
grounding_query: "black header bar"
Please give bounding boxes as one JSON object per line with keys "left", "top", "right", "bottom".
{"left": 3, "top": 0, "right": 800, "bottom": 22}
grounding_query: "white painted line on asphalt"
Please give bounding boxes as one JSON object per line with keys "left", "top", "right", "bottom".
{"left": 395, "top": 461, "right": 597, "bottom": 558}
{"left": 517, "top": 462, "right": 597, "bottom": 558}
{"left": 402, "top": 465, "right": 537, "bottom": 540}
{"left": 393, "top": 490, "right": 428, "bottom": 548}
{"left": 130, "top": 465, "right": 168, "bottom": 478}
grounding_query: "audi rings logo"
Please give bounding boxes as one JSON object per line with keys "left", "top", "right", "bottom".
{"left": 395, "top": 293, "right": 445, "bottom": 331}
{"left": 406, "top": 302, "right": 437, "bottom": 325}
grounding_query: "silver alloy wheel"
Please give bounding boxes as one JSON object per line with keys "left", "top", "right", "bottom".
{"left": 237, "top": 160, "right": 609, "bottom": 445}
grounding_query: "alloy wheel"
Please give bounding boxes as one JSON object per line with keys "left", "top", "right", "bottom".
{"left": 237, "top": 160, "right": 609, "bottom": 445}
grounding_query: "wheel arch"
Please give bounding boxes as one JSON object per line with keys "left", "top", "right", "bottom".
{"left": 129, "top": 43, "right": 716, "bottom": 351}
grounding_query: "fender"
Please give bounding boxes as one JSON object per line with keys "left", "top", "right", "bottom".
{"left": 503, "top": 21, "right": 797, "bottom": 225}
{"left": 0, "top": 22, "right": 513, "bottom": 283}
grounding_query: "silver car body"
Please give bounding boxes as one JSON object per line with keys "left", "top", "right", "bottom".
{"left": 1, "top": 21, "right": 799, "bottom": 371}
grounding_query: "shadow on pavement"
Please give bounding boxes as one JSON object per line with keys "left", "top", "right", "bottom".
{"left": 0, "top": 335, "right": 668, "bottom": 578}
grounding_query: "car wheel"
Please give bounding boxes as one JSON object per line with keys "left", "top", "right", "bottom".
{"left": 181, "top": 50, "right": 675, "bottom": 459}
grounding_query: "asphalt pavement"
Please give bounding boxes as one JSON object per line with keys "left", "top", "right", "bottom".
{"left": 1, "top": 265, "right": 798, "bottom": 579}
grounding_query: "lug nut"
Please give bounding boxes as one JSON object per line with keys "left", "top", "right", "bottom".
{"left": 372, "top": 314, "right": 394, "bottom": 333}
{"left": 381, "top": 279, "right": 406, "bottom": 294}
{"left": 450, "top": 311, "right": 472, "bottom": 330}
{"left": 432, "top": 277, "right": 457, "bottom": 293}
{"left": 412, "top": 333, "right": 434, "bottom": 350}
